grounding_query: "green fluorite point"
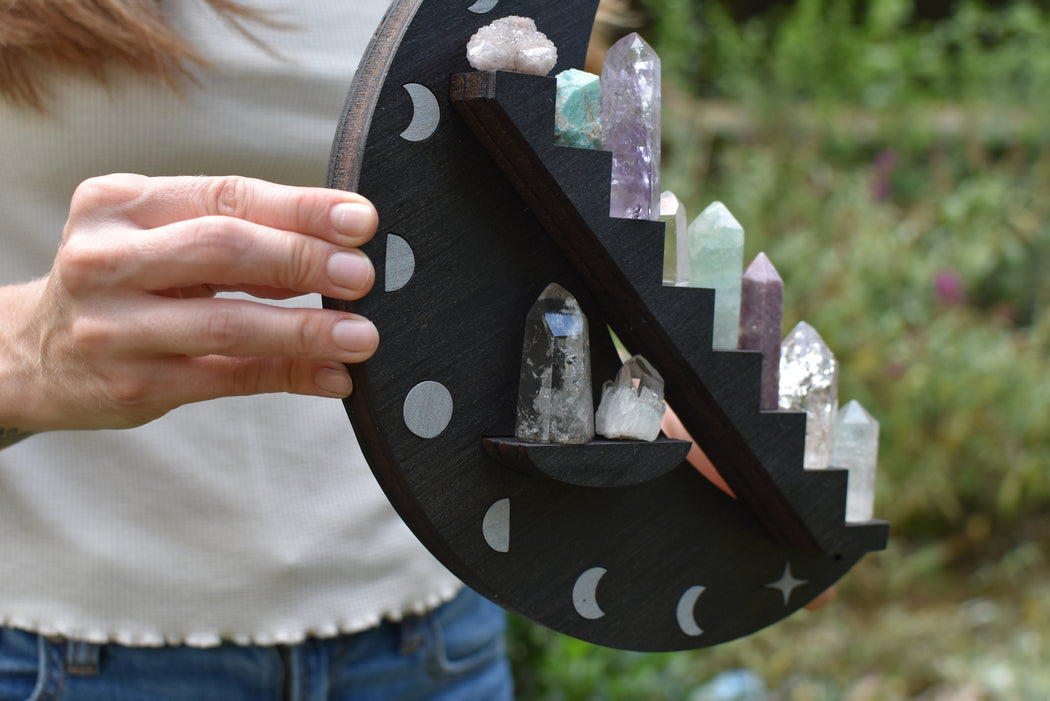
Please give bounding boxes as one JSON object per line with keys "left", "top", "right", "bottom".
{"left": 554, "top": 69, "right": 603, "bottom": 150}
{"left": 688, "top": 201, "right": 745, "bottom": 349}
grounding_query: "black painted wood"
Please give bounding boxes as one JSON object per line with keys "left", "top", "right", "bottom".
{"left": 483, "top": 437, "right": 692, "bottom": 487}
{"left": 323, "top": 0, "right": 888, "bottom": 652}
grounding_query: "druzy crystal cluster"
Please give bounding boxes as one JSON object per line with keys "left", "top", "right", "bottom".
{"left": 595, "top": 356, "right": 667, "bottom": 441}
{"left": 466, "top": 16, "right": 558, "bottom": 75}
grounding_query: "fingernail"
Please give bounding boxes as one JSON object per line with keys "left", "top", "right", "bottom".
{"left": 333, "top": 319, "right": 378, "bottom": 352}
{"left": 328, "top": 251, "right": 373, "bottom": 291}
{"left": 316, "top": 366, "right": 352, "bottom": 397}
{"left": 330, "top": 202, "right": 375, "bottom": 237}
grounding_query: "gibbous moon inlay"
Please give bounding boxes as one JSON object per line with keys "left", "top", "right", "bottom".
{"left": 482, "top": 498, "right": 511, "bottom": 553}
{"left": 572, "top": 567, "right": 607, "bottom": 620}
{"left": 385, "top": 234, "right": 415, "bottom": 292}
{"left": 403, "top": 381, "right": 453, "bottom": 439}
{"left": 676, "top": 585, "right": 706, "bottom": 637}
{"left": 399, "top": 83, "right": 440, "bottom": 142}
{"left": 467, "top": 0, "right": 499, "bottom": 13}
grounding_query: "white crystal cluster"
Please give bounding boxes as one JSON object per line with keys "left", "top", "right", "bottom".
{"left": 595, "top": 356, "right": 667, "bottom": 441}
{"left": 466, "top": 16, "right": 558, "bottom": 76}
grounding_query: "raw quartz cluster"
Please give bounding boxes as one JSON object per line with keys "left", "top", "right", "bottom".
{"left": 595, "top": 355, "right": 667, "bottom": 441}
{"left": 515, "top": 286, "right": 666, "bottom": 445}
{"left": 779, "top": 322, "right": 880, "bottom": 522}
{"left": 466, "top": 16, "right": 558, "bottom": 76}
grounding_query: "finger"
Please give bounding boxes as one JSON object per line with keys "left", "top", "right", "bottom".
{"left": 661, "top": 407, "right": 735, "bottom": 497}
{"left": 71, "top": 174, "right": 378, "bottom": 247}
{"left": 122, "top": 216, "right": 376, "bottom": 300}
{"left": 143, "top": 175, "right": 379, "bottom": 246}
{"left": 157, "top": 357, "right": 356, "bottom": 404}
{"left": 100, "top": 298, "right": 380, "bottom": 364}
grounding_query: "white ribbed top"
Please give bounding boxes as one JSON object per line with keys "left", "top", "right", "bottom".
{"left": 0, "top": 0, "right": 463, "bottom": 646}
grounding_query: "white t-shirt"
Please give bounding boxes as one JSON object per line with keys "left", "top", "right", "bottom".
{"left": 0, "top": 0, "right": 462, "bottom": 646}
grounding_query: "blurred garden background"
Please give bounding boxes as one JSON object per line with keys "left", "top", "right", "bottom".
{"left": 505, "top": 0, "right": 1050, "bottom": 698}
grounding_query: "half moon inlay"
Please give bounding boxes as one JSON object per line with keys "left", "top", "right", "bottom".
{"left": 482, "top": 498, "right": 511, "bottom": 553}
{"left": 385, "top": 234, "right": 415, "bottom": 292}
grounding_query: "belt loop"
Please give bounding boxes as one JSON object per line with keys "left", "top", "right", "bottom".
{"left": 65, "top": 640, "right": 102, "bottom": 677}
{"left": 399, "top": 615, "right": 426, "bottom": 656}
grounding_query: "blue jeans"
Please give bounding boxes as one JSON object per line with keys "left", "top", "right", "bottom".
{"left": 0, "top": 588, "right": 512, "bottom": 701}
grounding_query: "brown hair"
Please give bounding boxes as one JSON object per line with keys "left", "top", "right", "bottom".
{"left": 0, "top": 0, "right": 274, "bottom": 111}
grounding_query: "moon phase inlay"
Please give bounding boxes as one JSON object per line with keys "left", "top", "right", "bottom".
{"left": 467, "top": 0, "right": 499, "bottom": 13}
{"left": 384, "top": 234, "right": 415, "bottom": 292}
{"left": 676, "top": 585, "right": 706, "bottom": 637}
{"left": 403, "top": 381, "right": 454, "bottom": 439}
{"left": 572, "top": 567, "right": 607, "bottom": 620}
{"left": 399, "top": 83, "right": 441, "bottom": 142}
{"left": 482, "top": 498, "right": 511, "bottom": 553}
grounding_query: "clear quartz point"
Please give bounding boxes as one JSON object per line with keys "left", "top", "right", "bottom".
{"left": 515, "top": 283, "right": 595, "bottom": 444}
{"left": 601, "top": 32, "right": 661, "bottom": 220}
{"left": 778, "top": 321, "right": 839, "bottom": 469}
{"left": 595, "top": 355, "right": 666, "bottom": 441}
{"left": 688, "top": 202, "right": 744, "bottom": 349}
{"left": 660, "top": 191, "right": 690, "bottom": 286}
{"left": 832, "top": 400, "right": 880, "bottom": 522}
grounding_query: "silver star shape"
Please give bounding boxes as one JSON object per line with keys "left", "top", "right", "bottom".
{"left": 766, "top": 563, "right": 808, "bottom": 606}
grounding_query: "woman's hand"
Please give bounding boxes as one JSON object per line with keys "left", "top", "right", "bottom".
{"left": 1, "top": 174, "right": 380, "bottom": 433}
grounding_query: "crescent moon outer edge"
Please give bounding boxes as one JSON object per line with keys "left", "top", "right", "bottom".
{"left": 467, "top": 0, "right": 499, "bottom": 13}
{"left": 399, "top": 83, "right": 441, "bottom": 142}
{"left": 482, "top": 498, "right": 511, "bottom": 553}
{"left": 676, "top": 585, "right": 706, "bottom": 637}
{"left": 572, "top": 567, "right": 608, "bottom": 620}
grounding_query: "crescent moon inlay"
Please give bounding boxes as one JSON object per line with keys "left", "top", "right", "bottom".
{"left": 467, "top": 0, "right": 499, "bottom": 13}
{"left": 399, "top": 83, "right": 441, "bottom": 142}
{"left": 572, "top": 567, "right": 607, "bottom": 620}
{"left": 403, "top": 381, "right": 454, "bottom": 439}
{"left": 482, "top": 498, "right": 511, "bottom": 553}
{"left": 676, "top": 585, "right": 706, "bottom": 637}
{"left": 384, "top": 234, "right": 415, "bottom": 292}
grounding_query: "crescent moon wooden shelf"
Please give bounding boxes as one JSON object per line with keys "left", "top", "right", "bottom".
{"left": 324, "top": 0, "right": 889, "bottom": 652}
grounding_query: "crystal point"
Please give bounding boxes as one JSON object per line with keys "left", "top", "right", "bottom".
{"left": 600, "top": 32, "right": 661, "bottom": 220}
{"left": 739, "top": 252, "right": 784, "bottom": 409}
{"left": 688, "top": 202, "right": 745, "bottom": 349}
{"left": 778, "top": 322, "right": 839, "bottom": 469}
{"left": 515, "top": 283, "right": 594, "bottom": 444}
{"left": 466, "top": 16, "right": 558, "bottom": 76}
{"left": 595, "top": 355, "right": 666, "bottom": 441}
{"left": 833, "top": 400, "right": 880, "bottom": 522}
{"left": 660, "top": 191, "right": 690, "bottom": 286}
{"left": 554, "top": 69, "right": 603, "bottom": 150}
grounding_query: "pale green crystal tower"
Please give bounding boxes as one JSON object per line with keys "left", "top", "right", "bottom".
{"left": 779, "top": 321, "right": 839, "bottom": 469}
{"left": 688, "top": 202, "right": 745, "bottom": 349}
{"left": 659, "top": 191, "right": 689, "bottom": 286}
{"left": 832, "top": 400, "right": 880, "bottom": 522}
{"left": 554, "top": 69, "right": 603, "bottom": 150}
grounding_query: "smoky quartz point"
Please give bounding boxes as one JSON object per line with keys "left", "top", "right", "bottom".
{"left": 515, "top": 283, "right": 595, "bottom": 444}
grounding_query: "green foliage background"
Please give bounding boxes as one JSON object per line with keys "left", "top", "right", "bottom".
{"left": 507, "top": 1, "right": 1050, "bottom": 698}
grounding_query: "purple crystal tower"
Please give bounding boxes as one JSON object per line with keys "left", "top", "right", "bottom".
{"left": 739, "top": 252, "right": 784, "bottom": 410}
{"left": 600, "top": 32, "right": 661, "bottom": 220}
